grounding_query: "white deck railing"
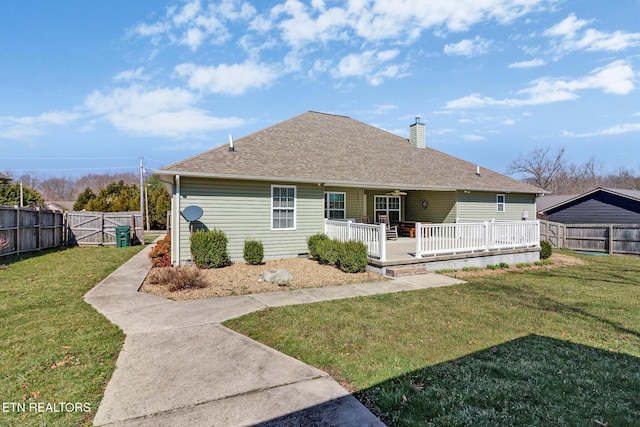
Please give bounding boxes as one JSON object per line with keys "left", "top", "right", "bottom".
{"left": 324, "top": 219, "right": 386, "bottom": 261}
{"left": 415, "top": 220, "right": 540, "bottom": 258}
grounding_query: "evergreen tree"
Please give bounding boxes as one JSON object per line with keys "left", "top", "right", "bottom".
{"left": 73, "top": 187, "right": 96, "bottom": 211}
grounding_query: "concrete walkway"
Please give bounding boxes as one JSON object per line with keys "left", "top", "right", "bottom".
{"left": 85, "top": 244, "right": 465, "bottom": 426}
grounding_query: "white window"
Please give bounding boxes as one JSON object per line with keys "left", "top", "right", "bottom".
{"left": 325, "top": 192, "right": 346, "bottom": 220}
{"left": 497, "top": 194, "right": 505, "bottom": 212}
{"left": 272, "top": 185, "right": 296, "bottom": 230}
{"left": 375, "top": 195, "right": 401, "bottom": 223}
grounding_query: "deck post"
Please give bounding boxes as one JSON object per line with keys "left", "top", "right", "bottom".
{"left": 347, "top": 220, "right": 352, "bottom": 241}
{"left": 379, "top": 222, "right": 386, "bottom": 262}
{"left": 483, "top": 221, "right": 490, "bottom": 251}
{"left": 415, "top": 222, "right": 422, "bottom": 258}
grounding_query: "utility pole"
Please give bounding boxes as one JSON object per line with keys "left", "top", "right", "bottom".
{"left": 139, "top": 158, "right": 144, "bottom": 214}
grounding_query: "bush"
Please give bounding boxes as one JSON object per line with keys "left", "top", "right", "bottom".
{"left": 149, "top": 234, "right": 171, "bottom": 267}
{"left": 148, "top": 266, "right": 207, "bottom": 292}
{"left": 316, "top": 238, "right": 341, "bottom": 265}
{"left": 499, "top": 262, "right": 510, "bottom": 269}
{"left": 190, "top": 229, "right": 229, "bottom": 268}
{"left": 540, "top": 240, "right": 553, "bottom": 259}
{"left": 307, "top": 233, "right": 330, "bottom": 259}
{"left": 337, "top": 241, "right": 368, "bottom": 273}
{"left": 243, "top": 239, "right": 264, "bottom": 265}
{"left": 486, "top": 264, "right": 500, "bottom": 270}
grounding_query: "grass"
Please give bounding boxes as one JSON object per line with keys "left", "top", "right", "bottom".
{"left": 225, "top": 251, "right": 640, "bottom": 426}
{"left": 0, "top": 244, "right": 144, "bottom": 427}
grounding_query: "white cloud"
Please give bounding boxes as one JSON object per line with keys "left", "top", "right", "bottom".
{"left": 503, "top": 119, "right": 515, "bottom": 125}
{"left": 114, "top": 67, "right": 149, "bottom": 82}
{"left": 508, "top": 58, "right": 545, "bottom": 68}
{"left": 562, "top": 123, "right": 640, "bottom": 138}
{"left": 444, "top": 36, "right": 491, "bottom": 56}
{"left": 446, "top": 60, "right": 635, "bottom": 109}
{"left": 0, "top": 112, "right": 80, "bottom": 140}
{"left": 84, "top": 85, "right": 244, "bottom": 138}
{"left": 545, "top": 13, "right": 640, "bottom": 53}
{"left": 132, "top": 0, "right": 256, "bottom": 51}
{"left": 462, "top": 134, "right": 486, "bottom": 142}
{"left": 175, "top": 61, "right": 278, "bottom": 95}
{"left": 332, "top": 49, "right": 406, "bottom": 85}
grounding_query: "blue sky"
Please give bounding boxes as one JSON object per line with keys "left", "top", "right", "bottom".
{"left": 1, "top": 0, "right": 639, "bottom": 179}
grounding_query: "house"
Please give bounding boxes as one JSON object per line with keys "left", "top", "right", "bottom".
{"left": 538, "top": 187, "right": 640, "bottom": 224}
{"left": 0, "top": 172, "right": 11, "bottom": 184}
{"left": 156, "top": 111, "right": 545, "bottom": 268}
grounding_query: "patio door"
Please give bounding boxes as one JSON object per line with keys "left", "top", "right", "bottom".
{"left": 374, "top": 195, "right": 400, "bottom": 223}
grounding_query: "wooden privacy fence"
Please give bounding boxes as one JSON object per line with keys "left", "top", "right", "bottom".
{"left": 0, "top": 206, "right": 65, "bottom": 257}
{"left": 540, "top": 220, "right": 640, "bottom": 255}
{"left": 67, "top": 211, "right": 143, "bottom": 246}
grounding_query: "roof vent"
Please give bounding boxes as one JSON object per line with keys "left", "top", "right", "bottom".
{"left": 409, "top": 117, "right": 426, "bottom": 149}
{"left": 228, "top": 133, "right": 235, "bottom": 152}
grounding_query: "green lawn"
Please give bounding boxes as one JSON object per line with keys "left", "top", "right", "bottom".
{"left": 225, "top": 251, "right": 640, "bottom": 426}
{"left": 0, "top": 245, "right": 143, "bottom": 427}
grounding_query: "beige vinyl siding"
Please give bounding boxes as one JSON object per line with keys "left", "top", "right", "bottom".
{"left": 456, "top": 191, "right": 536, "bottom": 221}
{"left": 324, "top": 186, "right": 365, "bottom": 220}
{"left": 405, "top": 191, "right": 457, "bottom": 223}
{"left": 176, "top": 178, "right": 323, "bottom": 262}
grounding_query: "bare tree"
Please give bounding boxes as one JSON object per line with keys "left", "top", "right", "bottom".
{"left": 507, "top": 146, "right": 567, "bottom": 191}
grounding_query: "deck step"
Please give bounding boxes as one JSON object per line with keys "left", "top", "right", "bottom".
{"left": 386, "top": 265, "right": 428, "bottom": 277}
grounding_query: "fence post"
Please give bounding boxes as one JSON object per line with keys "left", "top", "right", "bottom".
{"left": 415, "top": 222, "right": 422, "bottom": 258}
{"left": 483, "top": 221, "right": 490, "bottom": 251}
{"left": 16, "top": 206, "right": 20, "bottom": 256}
{"left": 379, "top": 222, "right": 386, "bottom": 262}
{"left": 608, "top": 225, "right": 614, "bottom": 255}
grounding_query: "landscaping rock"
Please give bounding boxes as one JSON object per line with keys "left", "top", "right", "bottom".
{"left": 260, "top": 269, "right": 293, "bottom": 284}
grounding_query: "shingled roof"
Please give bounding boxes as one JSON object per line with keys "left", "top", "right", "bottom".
{"left": 158, "top": 111, "right": 544, "bottom": 194}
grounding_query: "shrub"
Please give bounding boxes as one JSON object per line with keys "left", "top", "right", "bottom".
{"left": 516, "top": 262, "right": 532, "bottom": 268}
{"left": 461, "top": 267, "right": 482, "bottom": 272}
{"left": 499, "top": 262, "right": 510, "bottom": 269}
{"left": 307, "top": 233, "right": 330, "bottom": 259}
{"left": 336, "top": 241, "right": 368, "bottom": 273}
{"left": 316, "top": 238, "right": 341, "bottom": 265}
{"left": 486, "top": 264, "right": 500, "bottom": 270}
{"left": 243, "top": 239, "right": 264, "bottom": 265}
{"left": 149, "top": 266, "right": 207, "bottom": 292}
{"left": 540, "top": 240, "right": 552, "bottom": 259}
{"left": 149, "top": 234, "right": 171, "bottom": 267}
{"left": 190, "top": 229, "right": 229, "bottom": 268}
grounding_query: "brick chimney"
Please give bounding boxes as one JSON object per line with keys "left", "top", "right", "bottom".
{"left": 409, "top": 117, "right": 425, "bottom": 148}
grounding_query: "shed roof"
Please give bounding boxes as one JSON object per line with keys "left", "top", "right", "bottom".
{"left": 538, "top": 187, "right": 640, "bottom": 213}
{"left": 158, "top": 111, "right": 544, "bottom": 194}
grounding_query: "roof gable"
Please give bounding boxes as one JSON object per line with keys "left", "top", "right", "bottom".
{"left": 158, "top": 111, "right": 544, "bottom": 194}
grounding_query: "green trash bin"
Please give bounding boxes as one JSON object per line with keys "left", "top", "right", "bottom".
{"left": 115, "top": 225, "right": 131, "bottom": 248}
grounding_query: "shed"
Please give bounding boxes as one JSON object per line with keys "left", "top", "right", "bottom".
{"left": 538, "top": 187, "right": 640, "bottom": 224}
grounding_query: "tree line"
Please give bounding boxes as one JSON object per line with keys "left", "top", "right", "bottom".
{"left": 0, "top": 172, "right": 170, "bottom": 229}
{"left": 507, "top": 146, "right": 639, "bottom": 194}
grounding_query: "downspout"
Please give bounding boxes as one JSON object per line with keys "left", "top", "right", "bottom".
{"left": 173, "top": 175, "right": 180, "bottom": 265}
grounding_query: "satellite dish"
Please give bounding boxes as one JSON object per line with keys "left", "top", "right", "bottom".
{"left": 182, "top": 205, "right": 203, "bottom": 222}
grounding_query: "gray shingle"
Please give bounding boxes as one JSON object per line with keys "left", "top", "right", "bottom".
{"left": 158, "top": 111, "right": 544, "bottom": 194}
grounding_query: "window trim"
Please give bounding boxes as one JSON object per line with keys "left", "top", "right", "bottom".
{"left": 325, "top": 191, "right": 346, "bottom": 220}
{"left": 374, "top": 195, "right": 401, "bottom": 222}
{"left": 496, "top": 194, "right": 506, "bottom": 213}
{"left": 271, "top": 185, "right": 296, "bottom": 230}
